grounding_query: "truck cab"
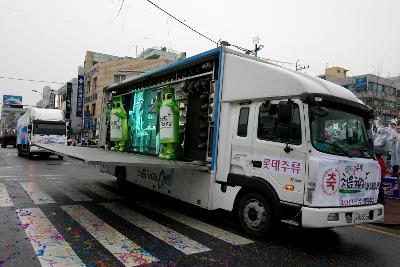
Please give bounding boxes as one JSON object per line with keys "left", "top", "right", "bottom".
{"left": 215, "top": 51, "right": 383, "bottom": 236}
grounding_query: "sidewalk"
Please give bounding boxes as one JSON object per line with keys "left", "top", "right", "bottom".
{"left": 382, "top": 198, "right": 400, "bottom": 225}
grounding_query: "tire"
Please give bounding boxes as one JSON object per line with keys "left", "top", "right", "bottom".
{"left": 116, "top": 167, "right": 127, "bottom": 187}
{"left": 27, "top": 152, "right": 33, "bottom": 160}
{"left": 17, "top": 148, "right": 23, "bottom": 157}
{"left": 58, "top": 155, "right": 64, "bottom": 160}
{"left": 238, "top": 192, "right": 275, "bottom": 237}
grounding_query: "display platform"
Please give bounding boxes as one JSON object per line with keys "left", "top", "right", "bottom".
{"left": 35, "top": 144, "right": 209, "bottom": 171}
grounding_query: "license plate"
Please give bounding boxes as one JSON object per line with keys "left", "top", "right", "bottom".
{"left": 353, "top": 210, "right": 370, "bottom": 223}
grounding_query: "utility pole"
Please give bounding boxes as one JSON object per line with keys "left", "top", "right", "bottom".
{"left": 296, "top": 59, "right": 310, "bottom": 72}
{"left": 253, "top": 37, "right": 264, "bottom": 57}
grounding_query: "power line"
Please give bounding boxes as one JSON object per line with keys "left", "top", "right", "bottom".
{"left": 145, "top": 0, "right": 217, "bottom": 44}
{"left": 0, "top": 76, "right": 74, "bottom": 85}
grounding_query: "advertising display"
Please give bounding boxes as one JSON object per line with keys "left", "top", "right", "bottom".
{"left": 3, "top": 95, "right": 22, "bottom": 105}
{"left": 312, "top": 157, "right": 381, "bottom": 207}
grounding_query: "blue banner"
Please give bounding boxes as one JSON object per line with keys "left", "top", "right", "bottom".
{"left": 355, "top": 77, "right": 367, "bottom": 91}
{"left": 3, "top": 95, "right": 22, "bottom": 105}
{"left": 76, "top": 75, "right": 84, "bottom": 117}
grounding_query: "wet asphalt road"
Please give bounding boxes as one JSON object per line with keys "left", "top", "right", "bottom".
{"left": 0, "top": 147, "right": 399, "bottom": 267}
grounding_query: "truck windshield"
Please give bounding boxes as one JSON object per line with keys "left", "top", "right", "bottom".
{"left": 310, "top": 106, "right": 373, "bottom": 158}
{"left": 34, "top": 123, "right": 66, "bottom": 136}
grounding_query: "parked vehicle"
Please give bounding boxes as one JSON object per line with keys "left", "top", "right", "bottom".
{"left": 38, "top": 46, "right": 384, "bottom": 237}
{"left": 0, "top": 105, "right": 27, "bottom": 148}
{"left": 17, "top": 108, "right": 66, "bottom": 159}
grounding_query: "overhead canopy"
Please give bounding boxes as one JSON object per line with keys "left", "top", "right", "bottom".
{"left": 36, "top": 144, "right": 209, "bottom": 170}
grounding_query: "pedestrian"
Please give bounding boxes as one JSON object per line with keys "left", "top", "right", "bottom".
{"left": 376, "top": 148, "right": 386, "bottom": 205}
{"left": 389, "top": 120, "right": 399, "bottom": 175}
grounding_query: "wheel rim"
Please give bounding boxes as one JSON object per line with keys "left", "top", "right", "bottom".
{"left": 243, "top": 198, "right": 267, "bottom": 230}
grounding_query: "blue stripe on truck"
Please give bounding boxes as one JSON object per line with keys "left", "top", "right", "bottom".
{"left": 210, "top": 46, "right": 223, "bottom": 171}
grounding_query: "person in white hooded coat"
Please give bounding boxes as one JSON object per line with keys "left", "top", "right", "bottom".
{"left": 393, "top": 124, "right": 400, "bottom": 175}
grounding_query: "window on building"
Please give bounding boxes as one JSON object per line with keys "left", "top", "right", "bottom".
{"left": 92, "top": 103, "right": 96, "bottom": 117}
{"left": 237, "top": 107, "right": 250, "bottom": 137}
{"left": 93, "top": 77, "right": 97, "bottom": 91}
{"left": 61, "top": 92, "right": 66, "bottom": 102}
{"left": 337, "top": 69, "right": 341, "bottom": 73}
{"left": 377, "top": 84, "right": 383, "bottom": 93}
{"left": 87, "top": 81, "right": 91, "bottom": 93}
{"left": 114, "top": 74, "right": 126, "bottom": 83}
{"left": 257, "top": 102, "right": 301, "bottom": 145}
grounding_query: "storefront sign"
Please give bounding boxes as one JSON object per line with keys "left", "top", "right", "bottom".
{"left": 76, "top": 75, "right": 84, "bottom": 117}
{"left": 355, "top": 77, "right": 367, "bottom": 91}
{"left": 312, "top": 157, "right": 380, "bottom": 207}
{"left": 65, "top": 82, "right": 72, "bottom": 119}
{"left": 48, "top": 92, "right": 55, "bottom": 108}
{"left": 83, "top": 117, "right": 90, "bottom": 129}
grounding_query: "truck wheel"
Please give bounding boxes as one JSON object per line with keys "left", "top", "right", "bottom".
{"left": 1, "top": 143, "right": 6, "bottom": 148}
{"left": 58, "top": 155, "right": 64, "bottom": 160}
{"left": 27, "top": 152, "right": 33, "bottom": 160}
{"left": 17, "top": 148, "right": 22, "bottom": 157}
{"left": 238, "top": 192, "right": 274, "bottom": 237}
{"left": 116, "top": 167, "right": 127, "bottom": 187}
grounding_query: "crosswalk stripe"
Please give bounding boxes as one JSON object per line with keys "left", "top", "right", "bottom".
{"left": 20, "top": 182, "right": 56, "bottom": 205}
{"left": 0, "top": 183, "right": 13, "bottom": 207}
{"left": 53, "top": 182, "right": 92, "bottom": 202}
{"left": 16, "top": 208, "right": 85, "bottom": 266}
{"left": 62, "top": 205, "right": 158, "bottom": 266}
{"left": 78, "top": 183, "right": 122, "bottom": 200}
{"left": 101, "top": 202, "right": 211, "bottom": 255}
{"left": 136, "top": 201, "right": 253, "bottom": 245}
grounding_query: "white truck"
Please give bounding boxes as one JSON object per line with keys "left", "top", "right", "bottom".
{"left": 17, "top": 108, "right": 66, "bottom": 159}
{"left": 39, "top": 47, "right": 384, "bottom": 237}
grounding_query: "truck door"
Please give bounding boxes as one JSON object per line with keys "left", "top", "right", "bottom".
{"left": 230, "top": 103, "right": 255, "bottom": 177}
{"left": 250, "top": 99, "right": 307, "bottom": 205}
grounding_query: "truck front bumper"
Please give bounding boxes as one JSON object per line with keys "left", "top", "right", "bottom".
{"left": 301, "top": 204, "right": 384, "bottom": 228}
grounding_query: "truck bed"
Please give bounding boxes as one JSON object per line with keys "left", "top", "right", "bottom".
{"left": 36, "top": 144, "right": 210, "bottom": 170}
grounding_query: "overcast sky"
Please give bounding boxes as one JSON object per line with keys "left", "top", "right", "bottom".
{"left": 0, "top": 0, "right": 399, "bottom": 106}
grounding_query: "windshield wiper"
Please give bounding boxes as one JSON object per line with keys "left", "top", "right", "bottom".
{"left": 316, "top": 140, "right": 353, "bottom": 158}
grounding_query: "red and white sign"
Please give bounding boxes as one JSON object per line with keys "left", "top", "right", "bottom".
{"left": 261, "top": 156, "right": 303, "bottom": 177}
{"left": 321, "top": 168, "right": 340, "bottom": 195}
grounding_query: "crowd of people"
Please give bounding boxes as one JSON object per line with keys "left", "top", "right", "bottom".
{"left": 373, "top": 118, "right": 400, "bottom": 175}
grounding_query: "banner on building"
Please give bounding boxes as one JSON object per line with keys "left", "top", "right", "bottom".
{"left": 65, "top": 82, "right": 72, "bottom": 119}
{"left": 3, "top": 95, "right": 22, "bottom": 105}
{"left": 312, "top": 157, "right": 380, "bottom": 207}
{"left": 355, "top": 77, "right": 367, "bottom": 91}
{"left": 76, "top": 75, "right": 84, "bottom": 117}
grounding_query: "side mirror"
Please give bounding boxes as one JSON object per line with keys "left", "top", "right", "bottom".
{"left": 278, "top": 101, "right": 291, "bottom": 124}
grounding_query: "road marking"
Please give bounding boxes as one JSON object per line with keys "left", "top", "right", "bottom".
{"left": 16, "top": 208, "right": 85, "bottom": 266}
{"left": 0, "top": 183, "right": 13, "bottom": 207}
{"left": 53, "top": 182, "right": 92, "bottom": 202}
{"left": 32, "top": 175, "right": 67, "bottom": 177}
{"left": 41, "top": 177, "right": 64, "bottom": 180}
{"left": 62, "top": 205, "right": 158, "bottom": 266}
{"left": 101, "top": 202, "right": 211, "bottom": 255}
{"left": 355, "top": 225, "right": 400, "bottom": 238}
{"left": 6, "top": 178, "right": 26, "bottom": 181}
{"left": 136, "top": 201, "right": 253, "bottom": 245}
{"left": 79, "top": 183, "right": 122, "bottom": 200}
{"left": 20, "top": 182, "right": 56, "bottom": 205}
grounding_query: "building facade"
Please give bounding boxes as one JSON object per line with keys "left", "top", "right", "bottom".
{"left": 319, "top": 67, "right": 399, "bottom": 125}
{"left": 36, "top": 86, "right": 55, "bottom": 108}
{"left": 138, "top": 46, "right": 186, "bottom": 61}
{"left": 83, "top": 51, "right": 172, "bottom": 139}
